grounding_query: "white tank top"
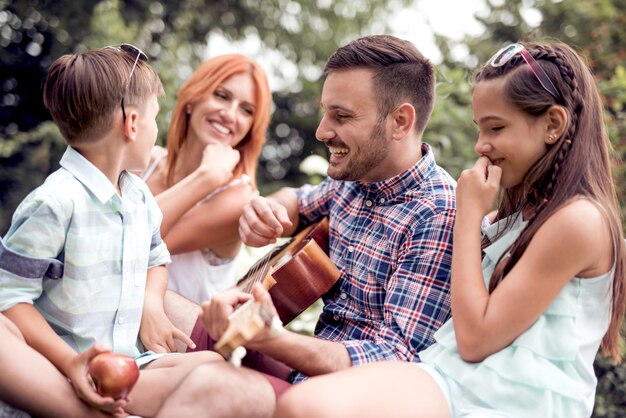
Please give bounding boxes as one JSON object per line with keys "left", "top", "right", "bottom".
{"left": 142, "top": 150, "right": 249, "bottom": 303}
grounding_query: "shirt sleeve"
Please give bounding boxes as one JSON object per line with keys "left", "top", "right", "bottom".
{"left": 142, "top": 185, "right": 171, "bottom": 269}
{"left": 0, "top": 191, "right": 69, "bottom": 311}
{"left": 295, "top": 177, "right": 338, "bottom": 225}
{"left": 342, "top": 209, "right": 455, "bottom": 365}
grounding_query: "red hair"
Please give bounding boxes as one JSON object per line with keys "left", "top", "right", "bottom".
{"left": 166, "top": 54, "right": 271, "bottom": 188}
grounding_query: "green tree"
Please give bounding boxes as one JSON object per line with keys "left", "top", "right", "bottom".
{"left": 0, "top": 0, "right": 411, "bottom": 233}
{"left": 425, "top": 65, "right": 477, "bottom": 179}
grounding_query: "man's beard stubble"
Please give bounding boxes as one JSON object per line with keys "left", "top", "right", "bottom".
{"left": 327, "top": 119, "right": 389, "bottom": 182}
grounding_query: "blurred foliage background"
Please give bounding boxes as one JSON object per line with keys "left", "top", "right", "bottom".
{"left": 1, "top": 0, "right": 625, "bottom": 415}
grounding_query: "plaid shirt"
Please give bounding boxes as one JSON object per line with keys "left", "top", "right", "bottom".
{"left": 292, "top": 143, "right": 456, "bottom": 382}
{"left": 0, "top": 146, "right": 170, "bottom": 356}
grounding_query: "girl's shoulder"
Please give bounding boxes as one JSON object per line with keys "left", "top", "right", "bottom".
{"left": 547, "top": 198, "right": 606, "bottom": 235}
{"left": 538, "top": 197, "right": 612, "bottom": 276}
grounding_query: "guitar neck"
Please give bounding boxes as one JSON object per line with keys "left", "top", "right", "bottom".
{"left": 215, "top": 218, "right": 339, "bottom": 362}
{"left": 237, "top": 241, "right": 289, "bottom": 293}
{"left": 214, "top": 299, "right": 273, "bottom": 359}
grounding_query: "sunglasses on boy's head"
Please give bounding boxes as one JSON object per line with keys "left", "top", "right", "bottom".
{"left": 105, "top": 43, "right": 148, "bottom": 122}
{"left": 488, "top": 43, "right": 560, "bottom": 100}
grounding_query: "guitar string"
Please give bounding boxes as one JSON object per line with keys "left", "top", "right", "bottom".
{"left": 242, "top": 249, "right": 272, "bottom": 293}
{"left": 225, "top": 220, "right": 331, "bottom": 358}
{"left": 241, "top": 236, "right": 295, "bottom": 294}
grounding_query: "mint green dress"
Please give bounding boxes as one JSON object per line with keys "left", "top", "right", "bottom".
{"left": 420, "top": 213, "right": 613, "bottom": 417}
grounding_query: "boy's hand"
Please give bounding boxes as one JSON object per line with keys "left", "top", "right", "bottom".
{"left": 66, "top": 344, "right": 127, "bottom": 415}
{"left": 139, "top": 305, "right": 195, "bottom": 353}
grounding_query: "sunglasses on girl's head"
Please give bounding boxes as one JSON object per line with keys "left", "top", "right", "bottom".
{"left": 488, "top": 43, "right": 560, "bottom": 100}
{"left": 105, "top": 43, "right": 148, "bottom": 122}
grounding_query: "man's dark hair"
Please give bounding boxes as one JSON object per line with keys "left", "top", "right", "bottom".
{"left": 325, "top": 35, "right": 436, "bottom": 135}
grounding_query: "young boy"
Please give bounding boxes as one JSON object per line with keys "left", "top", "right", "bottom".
{"left": 0, "top": 45, "right": 272, "bottom": 417}
{"left": 0, "top": 313, "right": 113, "bottom": 417}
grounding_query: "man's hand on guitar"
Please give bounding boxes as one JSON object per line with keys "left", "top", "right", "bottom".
{"left": 244, "top": 284, "right": 284, "bottom": 347}
{"left": 200, "top": 288, "right": 253, "bottom": 341}
{"left": 239, "top": 196, "right": 293, "bottom": 247}
{"left": 202, "top": 284, "right": 284, "bottom": 362}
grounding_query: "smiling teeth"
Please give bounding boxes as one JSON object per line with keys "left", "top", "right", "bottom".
{"left": 329, "top": 146, "right": 348, "bottom": 155}
{"left": 211, "top": 122, "right": 230, "bottom": 134}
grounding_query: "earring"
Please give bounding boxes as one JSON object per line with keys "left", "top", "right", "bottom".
{"left": 548, "top": 134, "right": 555, "bottom": 143}
{"left": 186, "top": 104, "right": 192, "bottom": 114}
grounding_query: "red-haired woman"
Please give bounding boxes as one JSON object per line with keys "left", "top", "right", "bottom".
{"left": 143, "top": 54, "right": 272, "bottom": 304}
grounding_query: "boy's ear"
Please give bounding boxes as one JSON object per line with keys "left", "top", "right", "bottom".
{"left": 123, "top": 109, "right": 140, "bottom": 143}
{"left": 390, "top": 103, "right": 416, "bottom": 141}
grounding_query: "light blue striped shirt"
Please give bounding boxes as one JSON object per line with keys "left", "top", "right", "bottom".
{"left": 0, "top": 146, "right": 170, "bottom": 356}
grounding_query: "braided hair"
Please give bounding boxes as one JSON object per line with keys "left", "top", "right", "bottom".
{"left": 475, "top": 42, "right": 625, "bottom": 362}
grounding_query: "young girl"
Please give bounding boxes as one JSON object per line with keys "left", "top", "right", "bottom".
{"left": 142, "top": 54, "right": 272, "bottom": 304}
{"left": 273, "top": 41, "right": 626, "bottom": 418}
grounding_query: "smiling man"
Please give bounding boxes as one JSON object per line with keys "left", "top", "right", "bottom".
{"left": 162, "top": 35, "right": 458, "bottom": 414}
{"left": 214, "top": 33, "right": 456, "bottom": 378}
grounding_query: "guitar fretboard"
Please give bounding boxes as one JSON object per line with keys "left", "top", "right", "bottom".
{"left": 238, "top": 238, "right": 294, "bottom": 293}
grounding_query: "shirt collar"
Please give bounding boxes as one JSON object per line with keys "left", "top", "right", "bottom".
{"left": 59, "top": 146, "right": 119, "bottom": 204}
{"left": 356, "top": 143, "right": 437, "bottom": 200}
{"left": 484, "top": 211, "right": 527, "bottom": 241}
{"left": 483, "top": 212, "right": 527, "bottom": 262}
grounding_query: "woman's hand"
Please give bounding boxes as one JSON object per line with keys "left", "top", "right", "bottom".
{"left": 196, "top": 144, "right": 240, "bottom": 189}
{"left": 456, "top": 156, "right": 502, "bottom": 220}
{"left": 65, "top": 345, "right": 128, "bottom": 415}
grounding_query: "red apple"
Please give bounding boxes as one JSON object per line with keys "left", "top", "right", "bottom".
{"left": 88, "top": 352, "right": 140, "bottom": 400}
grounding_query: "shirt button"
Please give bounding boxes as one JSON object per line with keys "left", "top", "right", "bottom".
{"left": 348, "top": 246, "right": 354, "bottom": 253}
{"left": 118, "top": 316, "right": 125, "bottom": 324}
{"left": 340, "top": 292, "right": 347, "bottom": 300}
{"left": 379, "top": 197, "right": 385, "bottom": 203}
{"left": 333, "top": 315, "right": 339, "bottom": 321}
{"left": 365, "top": 200, "right": 373, "bottom": 207}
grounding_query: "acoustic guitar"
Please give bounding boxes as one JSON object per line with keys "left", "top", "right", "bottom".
{"left": 236, "top": 217, "right": 340, "bottom": 324}
{"left": 215, "top": 218, "right": 341, "bottom": 361}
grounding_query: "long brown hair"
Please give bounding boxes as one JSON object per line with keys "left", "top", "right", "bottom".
{"left": 165, "top": 54, "right": 271, "bottom": 188}
{"left": 475, "top": 42, "right": 625, "bottom": 363}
